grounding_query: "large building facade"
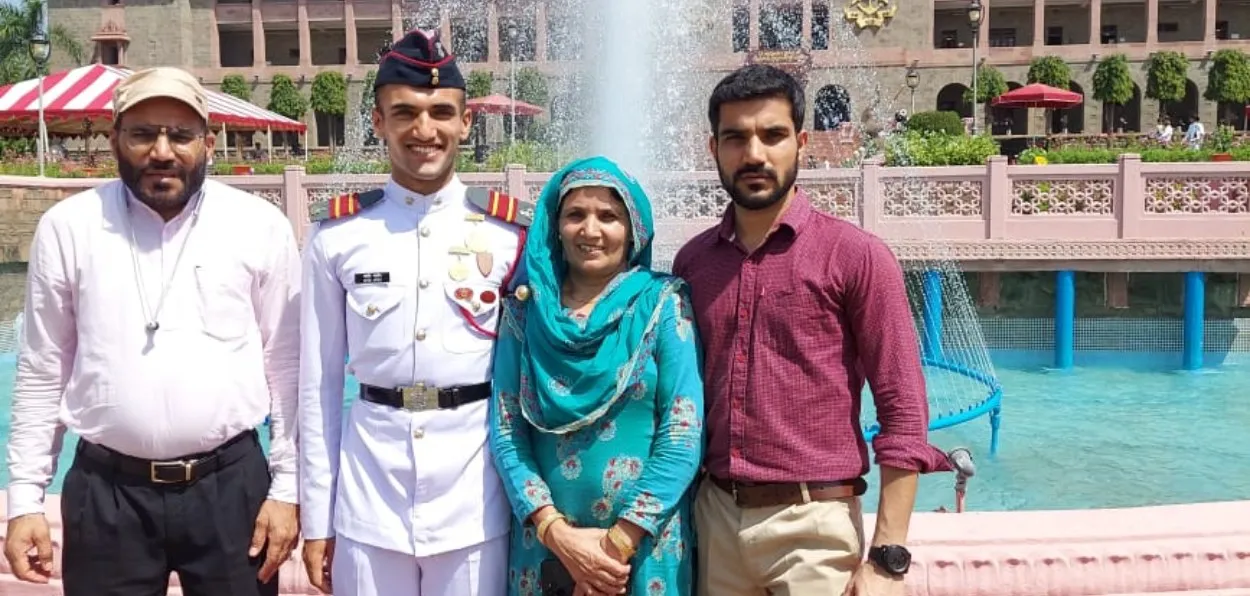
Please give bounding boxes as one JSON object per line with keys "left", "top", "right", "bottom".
{"left": 48, "top": 0, "right": 1250, "bottom": 147}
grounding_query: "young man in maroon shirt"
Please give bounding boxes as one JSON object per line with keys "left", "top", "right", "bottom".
{"left": 673, "top": 65, "right": 953, "bottom": 596}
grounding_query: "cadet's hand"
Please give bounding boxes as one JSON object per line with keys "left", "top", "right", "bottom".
{"left": 302, "top": 537, "right": 335, "bottom": 594}
{"left": 249, "top": 500, "right": 299, "bottom": 583}
{"left": 547, "top": 524, "right": 629, "bottom": 595}
{"left": 3, "top": 514, "right": 55, "bottom": 583}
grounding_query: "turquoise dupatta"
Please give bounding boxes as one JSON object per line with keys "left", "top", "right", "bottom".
{"left": 505, "top": 155, "right": 682, "bottom": 435}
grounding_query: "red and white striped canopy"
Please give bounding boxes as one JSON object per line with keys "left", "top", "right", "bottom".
{"left": 0, "top": 64, "right": 307, "bottom": 134}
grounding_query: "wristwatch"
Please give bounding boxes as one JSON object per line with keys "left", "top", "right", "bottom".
{"left": 867, "top": 545, "right": 911, "bottom": 577}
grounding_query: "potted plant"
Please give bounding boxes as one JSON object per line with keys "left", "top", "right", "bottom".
{"left": 1208, "top": 125, "right": 1235, "bottom": 161}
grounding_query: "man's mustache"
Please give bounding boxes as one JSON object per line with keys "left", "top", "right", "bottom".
{"left": 734, "top": 165, "right": 777, "bottom": 182}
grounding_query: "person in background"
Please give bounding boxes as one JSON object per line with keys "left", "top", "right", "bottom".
{"left": 1183, "top": 115, "right": 1205, "bottom": 150}
{"left": 4, "top": 66, "right": 301, "bottom": 596}
{"left": 297, "top": 28, "right": 529, "bottom": 596}
{"left": 673, "top": 64, "right": 954, "bottom": 596}
{"left": 489, "top": 155, "right": 704, "bottom": 596}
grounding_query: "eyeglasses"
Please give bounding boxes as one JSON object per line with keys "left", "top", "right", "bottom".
{"left": 118, "top": 125, "right": 205, "bottom": 154}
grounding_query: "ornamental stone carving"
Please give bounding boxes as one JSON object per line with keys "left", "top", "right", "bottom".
{"left": 844, "top": 0, "right": 898, "bottom": 29}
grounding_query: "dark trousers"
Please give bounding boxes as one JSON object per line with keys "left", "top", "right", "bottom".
{"left": 60, "top": 431, "right": 279, "bottom": 596}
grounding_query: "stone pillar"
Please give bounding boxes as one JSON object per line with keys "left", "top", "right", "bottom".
{"left": 391, "top": 0, "right": 403, "bottom": 42}
{"left": 440, "top": 5, "right": 452, "bottom": 50}
{"left": 252, "top": 0, "right": 266, "bottom": 67}
{"left": 1033, "top": 0, "right": 1045, "bottom": 47}
{"left": 1204, "top": 0, "right": 1217, "bottom": 44}
{"left": 978, "top": 272, "right": 1001, "bottom": 309}
{"left": 345, "top": 0, "right": 358, "bottom": 65}
{"left": 749, "top": 0, "right": 760, "bottom": 50}
{"left": 802, "top": 0, "right": 812, "bottom": 49}
{"left": 535, "top": 1, "right": 547, "bottom": 61}
{"left": 979, "top": 0, "right": 990, "bottom": 50}
{"left": 209, "top": 2, "right": 221, "bottom": 67}
{"left": 297, "top": 0, "right": 312, "bottom": 66}
{"left": 487, "top": 1, "right": 500, "bottom": 64}
{"left": 1146, "top": 0, "right": 1158, "bottom": 46}
{"left": 1105, "top": 272, "right": 1129, "bottom": 308}
{"left": 1089, "top": 0, "right": 1101, "bottom": 45}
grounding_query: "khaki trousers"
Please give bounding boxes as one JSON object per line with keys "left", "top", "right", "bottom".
{"left": 694, "top": 477, "right": 865, "bottom": 596}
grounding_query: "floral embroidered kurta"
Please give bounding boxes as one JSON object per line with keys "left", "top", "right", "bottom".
{"left": 488, "top": 289, "right": 705, "bottom": 596}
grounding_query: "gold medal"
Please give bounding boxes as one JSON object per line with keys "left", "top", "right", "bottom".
{"left": 449, "top": 260, "right": 470, "bottom": 281}
{"left": 466, "top": 227, "right": 490, "bottom": 253}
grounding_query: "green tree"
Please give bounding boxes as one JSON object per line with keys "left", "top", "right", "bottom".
{"left": 0, "top": 0, "right": 85, "bottom": 85}
{"left": 1145, "top": 50, "right": 1189, "bottom": 115}
{"left": 310, "top": 71, "right": 347, "bottom": 150}
{"left": 964, "top": 66, "right": 1008, "bottom": 131}
{"left": 1204, "top": 49, "right": 1250, "bottom": 126}
{"left": 267, "top": 74, "right": 308, "bottom": 120}
{"left": 359, "top": 69, "right": 378, "bottom": 146}
{"left": 515, "top": 67, "right": 549, "bottom": 106}
{"left": 504, "top": 67, "right": 548, "bottom": 141}
{"left": 466, "top": 70, "right": 493, "bottom": 99}
{"left": 1092, "top": 54, "right": 1134, "bottom": 132}
{"left": 1026, "top": 56, "right": 1072, "bottom": 89}
{"left": 1027, "top": 56, "right": 1073, "bottom": 133}
{"left": 220, "top": 74, "right": 251, "bottom": 102}
{"left": 267, "top": 74, "right": 308, "bottom": 149}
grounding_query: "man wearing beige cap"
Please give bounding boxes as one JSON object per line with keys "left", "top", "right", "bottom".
{"left": 4, "top": 66, "right": 301, "bottom": 596}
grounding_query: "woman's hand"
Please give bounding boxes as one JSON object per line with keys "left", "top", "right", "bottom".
{"left": 546, "top": 523, "right": 630, "bottom": 595}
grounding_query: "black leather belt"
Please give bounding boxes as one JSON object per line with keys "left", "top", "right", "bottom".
{"left": 75, "top": 429, "right": 259, "bottom": 485}
{"left": 360, "top": 382, "right": 491, "bottom": 412}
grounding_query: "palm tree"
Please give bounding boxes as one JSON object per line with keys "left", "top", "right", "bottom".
{"left": 0, "top": 0, "right": 85, "bottom": 85}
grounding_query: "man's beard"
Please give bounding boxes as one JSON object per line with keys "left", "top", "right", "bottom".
{"left": 118, "top": 154, "right": 209, "bottom": 214}
{"left": 717, "top": 159, "right": 798, "bottom": 211}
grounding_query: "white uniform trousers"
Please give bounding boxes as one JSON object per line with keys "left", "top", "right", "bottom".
{"left": 332, "top": 534, "right": 509, "bottom": 596}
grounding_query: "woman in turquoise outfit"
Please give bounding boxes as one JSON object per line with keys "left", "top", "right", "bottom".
{"left": 488, "top": 155, "right": 704, "bottom": 596}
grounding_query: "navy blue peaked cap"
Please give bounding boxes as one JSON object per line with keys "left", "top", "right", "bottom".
{"left": 375, "top": 28, "right": 465, "bottom": 91}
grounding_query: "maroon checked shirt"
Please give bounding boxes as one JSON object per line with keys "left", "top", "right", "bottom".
{"left": 672, "top": 189, "right": 951, "bottom": 483}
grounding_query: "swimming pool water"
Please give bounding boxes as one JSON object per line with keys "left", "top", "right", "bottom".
{"left": 1, "top": 354, "right": 1248, "bottom": 513}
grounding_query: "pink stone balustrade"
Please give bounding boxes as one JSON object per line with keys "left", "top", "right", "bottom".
{"left": 1, "top": 157, "right": 1248, "bottom": 267}
{"left": 2, "top": 495, "right": 1249, "bottom": 595}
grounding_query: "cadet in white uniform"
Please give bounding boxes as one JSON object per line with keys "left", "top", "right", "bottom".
{"left": 297, "top": 29, "right": 532, "bottom": 596}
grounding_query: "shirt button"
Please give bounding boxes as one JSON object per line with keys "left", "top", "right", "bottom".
{"left": 413, "top": 429, "right": 425, "bottom": 439}
{"left": 365, "top": 305, "right": 378, "bottom": 316}
{"left": 414, "top": 329, "right": 427, "bottom": 341}
{"left": 420, "top": 226, "right": 431, "bottom": 237}
{"left": 419, "top": 279, "right": 429, "bottom": 289}
{"left": 434, "top": 197, "right": 442, "bottom": 205}
{"left": 405, "top": 196, "right": 415, "bottom": 205}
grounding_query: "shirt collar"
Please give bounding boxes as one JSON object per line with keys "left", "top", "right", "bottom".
{"left": 385, "top": 175, "right": 462, "bottom": 214}
{"left": 716, "top": 185, "right": 814, "bottom": 243}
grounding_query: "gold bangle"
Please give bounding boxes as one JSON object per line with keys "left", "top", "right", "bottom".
{"left": 536, "top": 513, "right": 566, "bottom": 546}
{"left": 607, "top": 525, "right": 637, "bottom": 559}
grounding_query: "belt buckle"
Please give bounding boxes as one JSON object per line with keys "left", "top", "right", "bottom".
{"left": 150, "top": 460, "right": 193, "bottom": 484}
{"left": 400, "top": 383, "right": 439, "bottom": 411}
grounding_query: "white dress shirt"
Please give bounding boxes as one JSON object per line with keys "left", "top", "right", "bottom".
{"left": 6, "top": 179, "right": 301, "bottom": 519}
{"left": 299, "top": 176, "right": 520, "bottom": 557}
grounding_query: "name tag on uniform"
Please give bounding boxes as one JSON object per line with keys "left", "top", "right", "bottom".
{"left": 354, "top": 272, "right": 390, "bottom": 284}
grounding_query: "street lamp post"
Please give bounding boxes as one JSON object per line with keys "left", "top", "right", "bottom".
{"left": 29, "top": 33, "right": 51, "bottom": 177}
{"left": 967, "top": 0, "right": 984, "bottom": 135}
{"left": 905, "top": 66, "right": 920, "bottom": 114}
{"left": 507, "top": 24, "right": 518, "bottom": 146}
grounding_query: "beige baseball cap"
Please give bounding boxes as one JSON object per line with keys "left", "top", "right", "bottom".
{"left": 113, "top": 67, "right": 210, "bottom": 123}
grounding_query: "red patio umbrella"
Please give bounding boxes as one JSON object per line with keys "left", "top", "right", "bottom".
{"left": 991, "top": 83, "right": 1083, "bottom": 109}
{"left": 466, "top": 94, "right": 544, "bottom": 116}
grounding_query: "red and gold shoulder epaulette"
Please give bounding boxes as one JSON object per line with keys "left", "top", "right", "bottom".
{"left": 466, "top": 187, "right": 534, "bottom": 227}
{"left": 309, "top": 188, "right": 385, "bottom": 223}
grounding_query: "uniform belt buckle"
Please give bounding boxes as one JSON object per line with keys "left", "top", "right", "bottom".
{"left": 400, "top": 383, "right": 439, "bottom": 411}
{"left": 150, "top": 460, "right": 193, "bottom": 484}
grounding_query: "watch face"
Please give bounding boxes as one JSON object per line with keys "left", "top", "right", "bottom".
{"left": 883, "top": 547, "right": 911, "bottom": 572}
{"left": 873, "top": 546, "right": 911, "bottom": 574}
